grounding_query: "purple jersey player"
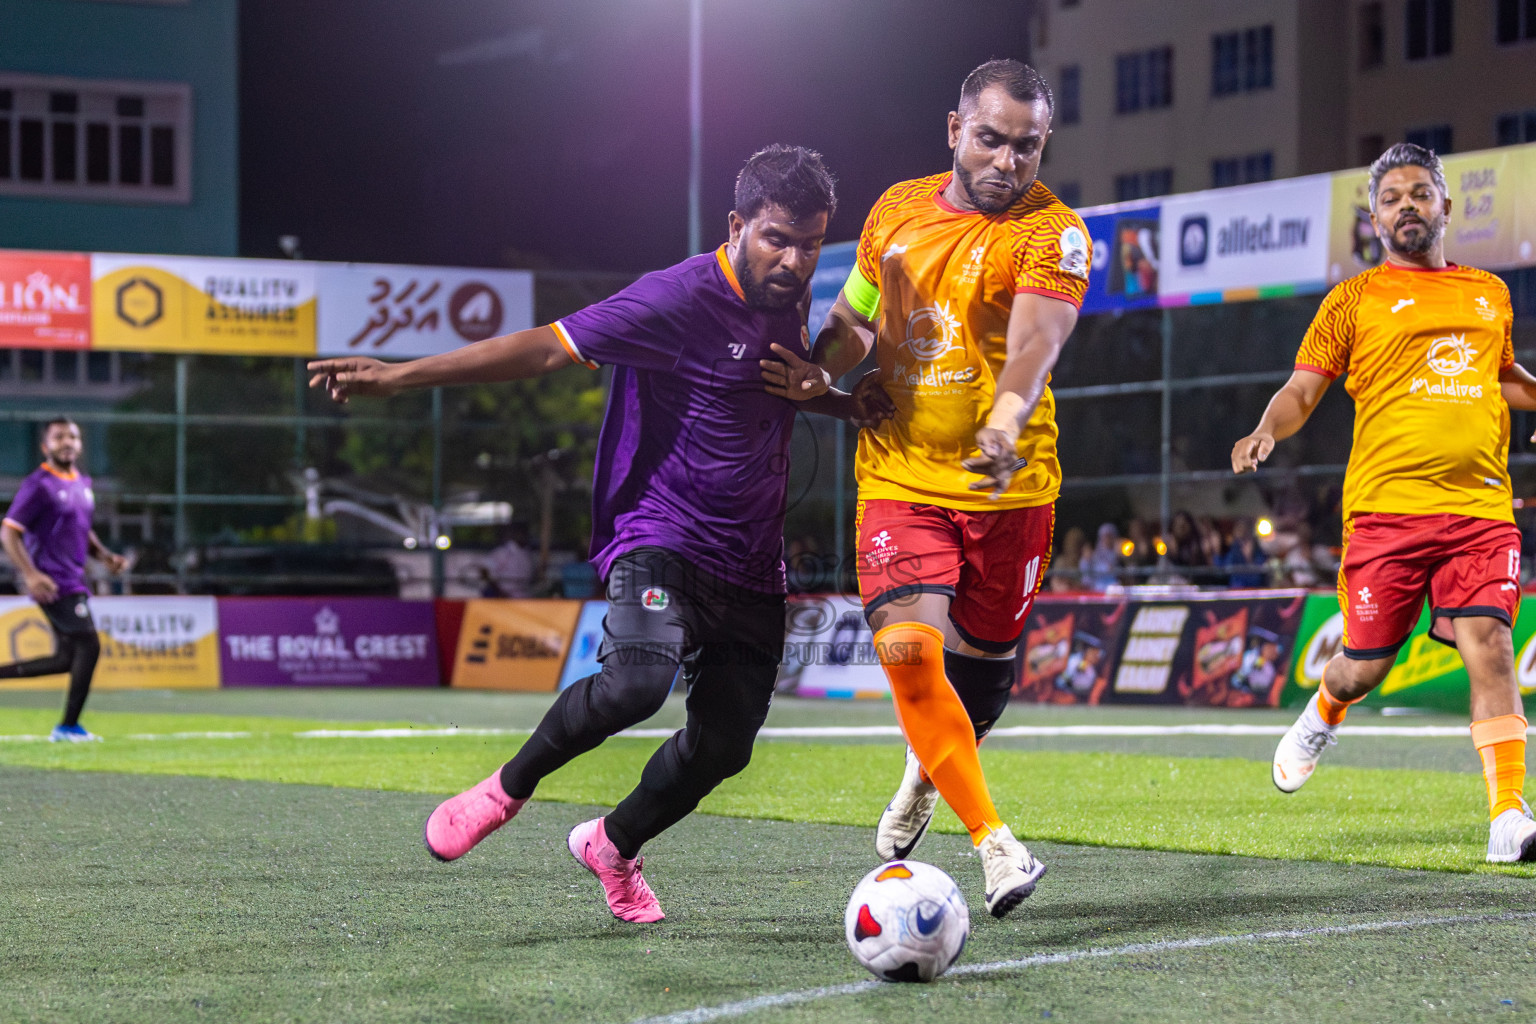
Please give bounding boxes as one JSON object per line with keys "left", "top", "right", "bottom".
{"left": 309, "top": 146, "right": 887, "bottom": 923}
{"left": 1, "top": 418, "right": 128, "bottom": 742}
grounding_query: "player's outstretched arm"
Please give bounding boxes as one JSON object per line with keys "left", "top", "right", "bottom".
{"left": 307, "top": 326, "right": 574, "bottom": 403}
{"left": 759, "top": 292, "right": 875, "bottom": 403}
{"left": 88, "top": 531, "right": 128, "bottom": 575}
{"left": 1230, "top": 370, "right": 1332, "bottom": 474}
{"left": 964, "top": 291, "right": 1078, "bottom": 496}
{"left": 1499, "top": 363, "right": 1536, "bottom": 413}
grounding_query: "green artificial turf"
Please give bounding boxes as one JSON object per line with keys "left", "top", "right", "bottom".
{"left": 3, "top": 766, "right": 1534, "bottom": 1024}
{"left": 0, "top": 707, "right": 1525, "bottom": 874}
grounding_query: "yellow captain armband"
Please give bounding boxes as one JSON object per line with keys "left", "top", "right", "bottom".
{"left": 842, "top": 268, "right": 880, "bottom": 321}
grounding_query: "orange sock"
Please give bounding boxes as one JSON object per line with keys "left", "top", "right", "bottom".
{"left": 1471, "top": 714, "right": 1528, "bottom": 820}
{"left": 1315, "top": 665, "right": 1361, "bottom": 727}
{"left": 874, "top": 622, "right": 1003, "bottom": 844}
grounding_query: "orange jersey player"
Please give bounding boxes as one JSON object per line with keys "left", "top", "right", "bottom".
{"left": 1232, "top": 142, "right": 1536, "bottom": 864}
{"left": 762, "top": 59, "right": 1088, "bottom": 918}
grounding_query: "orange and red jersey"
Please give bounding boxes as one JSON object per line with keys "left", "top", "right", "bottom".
{"left": 844, "top": 174, "right": 1089, "bottom": 511}
{"left": 1295, "top": 262, "right": 1516, "bottom": 523}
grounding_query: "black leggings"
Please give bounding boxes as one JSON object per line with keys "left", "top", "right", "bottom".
{"left": 499, "top": 548, "right": 784, "bottom": 859}
{"left": 0, "top": 599, "right": 101, "bottom": 727}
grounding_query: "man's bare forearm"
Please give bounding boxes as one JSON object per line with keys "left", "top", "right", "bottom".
{"left": 1253, "top": 382, "right": 1317, "bottom": 441}
{"left": 1, "top": 525, "right": 39, "bottom": 578}
{"left": 1500, "top": 363, "right": 1536, "bottom": 411}
{"left": 811, "top": 300, "right": 875, "bottom": 382}
{"left": 390, "top": 326, "right": 574, "bottom": 390}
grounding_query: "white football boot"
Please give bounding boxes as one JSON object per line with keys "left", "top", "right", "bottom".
{"left": 875, "top": 747, "right": 940, "bottom": 861}
{"left": 978, "top": 824, "right": 1047, "bottom": 919}
{"left": 1487, "top": 797, "right": 1536, "bottom": 864}
{"left": 1272, "top": 692, "right": 1338, "bottom": 793}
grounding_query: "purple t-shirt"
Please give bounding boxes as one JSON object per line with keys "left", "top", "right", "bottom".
{"left": 554, "top": 247, "right": 807, "bottom": 593}
{"left": 4, "top": 465, "right": 95, "bottom": 599}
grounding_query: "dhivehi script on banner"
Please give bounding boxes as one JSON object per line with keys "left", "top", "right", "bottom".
{"left": 0, "top": 595, "right": 220, "bottom": 689}
{"left": 91, "top": 254, "right": 317, "bottom": 355}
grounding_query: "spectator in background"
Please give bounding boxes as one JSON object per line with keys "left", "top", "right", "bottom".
{"left": 486, "top": 522, "right": 536, "bottom": 598}
{"left": 1167, "top": 511, "right": 1206, "bottom": 572}
{"left": 1196, "top": 516, "right": 1225, "bottom": 565}
{"left": 1124, "top": 518, "right": 1158, "bottom": 581}
{"left": 1280, "top": 522, "right": 1329, "bottom": 588}
{"left": 1220, "top": 517, "right": 1269, "bottom": 588}
{"left": 1051, "top": 526, "right": 1088, "bottom": 592}
{"left": 1081, "top": 522, "right": 1124, "bottom": 590}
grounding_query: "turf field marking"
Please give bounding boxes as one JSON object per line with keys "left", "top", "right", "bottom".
{"left": 0, "top": 723, "right": 1506, "bottom": 742}
{"left": 629, "top": 910, "right": 1536, "bottom": 1024}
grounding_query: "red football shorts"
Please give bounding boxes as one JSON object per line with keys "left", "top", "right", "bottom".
{"left": 855, "top": 498, "right": 1055, "bottom": 653}
{"left": 1337, "top": 512, "right": 1521, "bottom": 658}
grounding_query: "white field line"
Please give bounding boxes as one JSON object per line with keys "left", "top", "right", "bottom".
{"left": 626, "top": 910, "right": 1536, "bottom": 1024}
{"left": 0, "top": 723, "right": 1519, "bottom": 743}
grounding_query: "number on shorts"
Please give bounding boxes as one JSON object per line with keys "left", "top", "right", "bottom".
{"left": 1015, "top": 556, "right": 1042, "bottom": 621}
{"left": 1510, "top": 549, "right": 1521, "bottom": 581}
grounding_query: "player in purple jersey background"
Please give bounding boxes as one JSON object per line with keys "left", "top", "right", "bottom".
{"left": 309, "top": 146, "right": 889, "bottom": 923}
{"left": 1, "top": 418, "right": 129, "bottom": 742}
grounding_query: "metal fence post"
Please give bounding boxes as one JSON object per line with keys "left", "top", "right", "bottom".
{"left": 431, "top": 386, "right": 445, "bottom": 598}
{"left": 833, "top": 417, "right": 846, "bottom": 591}
{"left": 174, "top": 355, "right": 188, "bottom": 587}
{"left": 1159, "top": 309, "right": 1173, "bottom": 561}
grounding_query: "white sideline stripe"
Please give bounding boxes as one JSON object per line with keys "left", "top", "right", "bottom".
{"left": 627, "top": 911, "right": 1536, "bottom": 1024}
{"left": 0, "top": 723, "right": 1525, "bottom": 743}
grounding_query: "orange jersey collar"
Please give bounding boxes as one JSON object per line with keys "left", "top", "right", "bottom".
{"left": 39, "top": 462, "right": 80, "bottom": 482}
{"left": 714, "top": 245, "right": 747, "bottom": 303}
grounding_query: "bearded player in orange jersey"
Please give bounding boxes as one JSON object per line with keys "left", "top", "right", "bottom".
{"left": 1233, "top": 143, "right": 1536, "bottom": 863}
{"left": 763, "top": 59, "right": 1088, "bottom": 917}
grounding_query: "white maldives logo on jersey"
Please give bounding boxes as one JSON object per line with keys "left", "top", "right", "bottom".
{"left": 892, "top": 302, "right": 977, "bottom": 388}
{"left": 865, "top": 530, "right": 899, "bottom": 568}
{"left": 1408, "top": 334, "right": 1484, "bottom": 401}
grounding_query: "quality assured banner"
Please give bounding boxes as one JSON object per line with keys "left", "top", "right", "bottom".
{"left": 1158, "top": 175, "right": 1333, "bottom": 303}
{"left": 92, "top": 254, "right": 318, "bottom": 356}
{"left": 316, "top": 262, "right": 534, "bottom": 359}
{"left": 451, "top": 599, "right": 582, "bottom": 692}
{"left": 0, "top": 250, "right": 91, "bottom": 349}
{"left": 219, "top": 597, "right": 438, "bottom": 687}
{"left": 1077, "top": 200, "right": 1162, "bottom": 316}
{"left": 0, "top": 595, "right": 220, "bottom": 689}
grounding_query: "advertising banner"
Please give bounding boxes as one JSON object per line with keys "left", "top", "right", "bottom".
{"left": 777, "top": 594, "right": 890, "bottom": 699}
{"left": 219, "top": 597, "right": 438, "bottom": 687}
{"left": 1328, "top": 145, "right": 1536, "bottom": 284}
{"left": 316, "top": 262, "right": 534, "bottom": 359}
{"left": 0, "top": 250, "right": 91, "bottom": 349}
{"left": 1284, "top": 593, "right": 1536, "bottom": 713}
{"left": 1014, "top": 596, "right": 1132, "bottom": 704}
{"left": 558, "top": 599, "right": 609, "bottom": 690}
{"left": 0, "top": 595, "right": 220, "bottom": 689}
{"left": 807, "top": 240, "right": 857, "bottom": 339}
{"left": 451, "top": 599, "right": 582, "bottom": 691}
{"left": 1077, "top": 201, "right": 1162, "bottom": 315}
{"left": 1158, "top": 175, "right": 1333, "bottom": 303}
{"left": 91, "top": 254, "right": 318, "bottom": 356}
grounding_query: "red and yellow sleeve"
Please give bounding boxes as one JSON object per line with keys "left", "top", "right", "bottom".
{"left": 1011, "top": 208, "right": 1090, "bottom": 308}
{"left": 1295, "top": 281, "right": 1360, "bottom": 378}
{"left": 1499, "top": 281, "right": 1515, "bottom": 370}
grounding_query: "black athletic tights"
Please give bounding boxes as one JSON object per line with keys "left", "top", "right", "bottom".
{"left": 0, "top": 608, "right": 101, "bottom": 727}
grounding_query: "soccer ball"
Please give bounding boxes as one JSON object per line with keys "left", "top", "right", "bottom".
{"left": 844, "top": 860, "right": 970, "bottom": 983}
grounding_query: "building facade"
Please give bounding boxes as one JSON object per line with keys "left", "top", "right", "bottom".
{"left": 1033, "top": 0, "right": 1536, "bottom": 208}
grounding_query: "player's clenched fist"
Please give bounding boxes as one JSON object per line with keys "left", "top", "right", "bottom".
{"left": 307, "top": 357, "right": 403, "bottom": 403}
{"left": 1231, "top": 432, "right": 1275, "bottom": 474}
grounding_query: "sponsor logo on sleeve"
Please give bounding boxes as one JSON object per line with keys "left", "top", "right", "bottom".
{"left": 1058, "top": 226, "right": 1089, "bottom": 280}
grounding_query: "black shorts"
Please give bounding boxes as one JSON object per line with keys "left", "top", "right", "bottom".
{"left": 40, "top": 595, "right": 96, "bottom": 639}
{"left": 600, "top": 547, "right": 786, "bottom": 688}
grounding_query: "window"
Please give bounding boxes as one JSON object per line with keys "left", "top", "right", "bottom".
{"left": 1405, "top": 124, "right": 1453, "bottom": 153}
{"left": 1114, "top": 168, "right": 1173, "bottom": 201}
{"left": 1212, "top": 26, "right": 1272, "bottom": 96}
{"left": 1358, "top": 133, "right": 1385, "bottom": 165}
{"left": 1496, "top": 0, "right": 1536, "bottom": 42}
{"left": 0, "top": 73, "right": 191, "bottom": 203}
{"left": 1360, "top": 2, "right": 1385, "bottom": 67}
{"left": 1211, "top": 152, "right": 1274, "bottom": 188}
{"left": 1406, "top": 0, "right": 1453, "bottom": 58}
{"left": 1060, "top": 65, "right": 1081, "bottom": 125}
{"left": 1054, "top": 181, "right": 1082, "bottom": 207}
{"left": 1116, "top": 46, "right": 1173, "bottom": 113}
{"left": 1496, "top": 110, "right": 1536, "bottom": 145}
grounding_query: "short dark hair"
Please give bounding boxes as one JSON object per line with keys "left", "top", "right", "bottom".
{"left": 733, "top": 145, "right": 837, "bottom": 222}
{"left": 1367, "top": 142, "right": 1447, "bottom": 210}
{"left": 42, "top": 416, "right": 77, "bottom": 434}
{"left": 959, "top": 58, "right": 1054, "bottom": 120}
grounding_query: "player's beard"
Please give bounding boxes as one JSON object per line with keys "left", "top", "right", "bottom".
{"left": 737, "top": 261, "right": 804, "bottom": 311}
{"left": 1387, "top": 210, "right": 1444, "bottom": 257}
{"left": 955, "top": 163, "right": 1029, "bottom": 214}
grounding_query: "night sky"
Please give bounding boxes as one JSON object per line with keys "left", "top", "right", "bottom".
{"left": 239, "top": 0, "right": 1033, "bottom": 274}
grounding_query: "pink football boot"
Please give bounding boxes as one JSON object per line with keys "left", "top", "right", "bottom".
{"left": 424, "top": 770, "right": 526, "bottom": 861}
{"left": 567, "top": 817, "right": 666, "bottom": 923}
